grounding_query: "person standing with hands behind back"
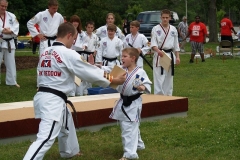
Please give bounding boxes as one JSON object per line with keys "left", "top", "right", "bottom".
{"left": 0, "top": 0, "right": 20, "bottom": 87}
{"left": 150, "top": 9, "right": 180, "bottom": 96}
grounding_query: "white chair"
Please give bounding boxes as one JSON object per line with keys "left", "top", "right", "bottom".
{"left": 219, "top": 40, "right": 233, "bottom": 58}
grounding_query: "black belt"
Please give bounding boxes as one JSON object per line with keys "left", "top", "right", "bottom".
{"left": 2, "top": 38, "right": 13, "bottom": 41}
{"left": 2, "top": 38, "right": 13, "bottom": 53}
{"left": 76, "top": 51, "right": 94, "bottom": 62}
{"left": 103, "top": 56, "right": 117, "bottom": 61}
{"left": 76, "top": 50, "right": 94, "bottom": 55}
{"left": 162, "top": 49, "right": 172, "bottom": 53}
{"left": 44, "top": 36, "right": 57, "bottom": 47}
{"left": 38, "top": 87, "right": 78, "bottom": 129}
{"left": 160, "top": 50, "right": 174, "bottom": 76}
{"left": 103, "top": 56, "right": 118, "bottom": 66}
{"left": 120, "top": 93, "right": 142, "bottom": 121}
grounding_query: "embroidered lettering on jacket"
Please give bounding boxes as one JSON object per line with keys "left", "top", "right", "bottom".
{"left": 40, "top": 50, "right": 63, "bottom": 63}
{"left": 38, "top": 71, "right": 62, "bottom": 77}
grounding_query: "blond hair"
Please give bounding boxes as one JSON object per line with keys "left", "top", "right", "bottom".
{"left": 122, "top": 48, "right": 139, "bottom": 63}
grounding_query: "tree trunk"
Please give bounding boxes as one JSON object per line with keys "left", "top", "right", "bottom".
{"left": 208, "top": 0, "right": 218, "bottom": 42}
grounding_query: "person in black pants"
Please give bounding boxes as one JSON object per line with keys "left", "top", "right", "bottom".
{"left": 32, "top": 37, "right": 40, "bottom": 54}
{"left": 122, "top": 19, "right": 129, "bottom": 36}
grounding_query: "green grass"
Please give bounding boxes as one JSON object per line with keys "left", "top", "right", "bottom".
{"left": 0, "top": 43, "right": 240, "bottom": 159}
{"left": 0, "top": 48, "right": 38, "bottom": 103}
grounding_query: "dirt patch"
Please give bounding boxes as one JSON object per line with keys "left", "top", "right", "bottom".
{"left": 1, "top": 56, "right": 39, "bottom": 72}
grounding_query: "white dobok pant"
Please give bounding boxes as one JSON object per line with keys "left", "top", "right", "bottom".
{"left": 153, "top": 65, "right": 173, "bottom": 96}
{"left": 120, "top": 121, "right": 145, "bottom": 159}
{"left": 23, "top": 107, "right": 79, "bottom": 160}
{"left": 0, "top": 48, "right": 17, "bottom": 85}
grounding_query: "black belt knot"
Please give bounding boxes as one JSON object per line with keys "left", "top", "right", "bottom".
{"left": 121, "top": 93, "right": 142, "bottom": 107}
{"left": 120, "top": 93, "right": 142, "bottom": 121}
{"left": 2, "top": 38, "right": 13, "bottom": 53}
{"left": 44, "top": 36, "right": 57, "bottom": 47}
{"left": 103, "top": 56, "right": 118, "bottom": 66}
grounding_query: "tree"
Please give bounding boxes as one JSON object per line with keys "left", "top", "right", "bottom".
{"left": 8, "top": 0, "right": 47, "bottom": 35}
{"left": 6, "top": 0, "right": 240, "bottom": 37}
{"left": 125, "top": 4, "right": 143, "bottom": 20}
{"left": 208, "top": 0, "right": 218, "bottom": 42}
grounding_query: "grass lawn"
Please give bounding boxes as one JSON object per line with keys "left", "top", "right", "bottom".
{"left": 0, "top": 43, "right": 240, "bottom": 159}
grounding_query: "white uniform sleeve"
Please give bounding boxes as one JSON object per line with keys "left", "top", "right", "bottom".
{"left": 140, "top": 35, "right": 150, "bottom": 56}
{"left": 95, "top": 27, "right": 102, "bottom": 37}
{"left": 27, "top": 13, "right": 41, "bottom": 37}
{"left": 68, "top": 52, "right": 110, "bottom": 87}
{"left": 123, "top": 36, "right": 129, "bottom": 48}
{"left": 150, "top": 26, "right": 158, "bottom": 48}
{"left": 95, "top": 40, "right": 103, "bottom": 62}
{"left": 10, "top": 14, "right": 19, "bottom": 36}
{"left": 94, "top": 35, "right": 99, "bottom": 51}
{"left": 118, "top": 39, "right": 124, "bottom": 63}
{"left": 82, "top": 33, "right": 88, "bottom": 48}
{"left": 117, "top": 27, "right": 125, "bottom": 41}
{"left": 141, "top": 70, "right": 152, "bottom": 94}
{"left": 60, "top": 15, "right": 64, "bottom": 24}
{"left": 173, "top": 27, "right": 180, "bottom": 52}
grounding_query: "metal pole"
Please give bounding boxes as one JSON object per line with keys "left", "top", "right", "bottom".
{"left": 186, "top": 0, "right": 187, "bottom": 18}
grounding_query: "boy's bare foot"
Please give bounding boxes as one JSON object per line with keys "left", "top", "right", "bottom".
{"left": 75, "top": 152, "right": 83, "bottom": 156}
{"left": 68, "top": 152, "right": 83, "bottom": 159}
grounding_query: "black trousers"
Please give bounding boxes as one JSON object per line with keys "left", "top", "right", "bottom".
{"left": 221, "top": 35, "right": 233, "bottom": 46}
{"left": 32, "top": 41, "right": 40, "bottom": 54}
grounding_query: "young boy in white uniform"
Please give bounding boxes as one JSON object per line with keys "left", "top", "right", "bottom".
{"left": 85, "top": 21, "right": 99, "bottom": 57}
{"left": 103, "top": 48, "right": 152, "bottom": 160}
{"left": 0, "top": 0, "right": 20, "bottom": 87}
{"left": 73, "top": 21, "right": 98, "bottom": 96}
{"left": 27, "top": 0, "right": 64, "bottom": 55}
{"left": 96, "top": 24, "right": 123, "bottom": 67}
{"left": 123, "top": 20, "right": 150, "bottom": 68}
{"left": 23, "top": 22, "right": 126, "bottom": 160}
{"left": 151, "top": 9, "right": 180, "bottom": 96}
{"left": 78, "top": 21, "right": 99, "bottom": 95}
{"left": 95, "top": 13, "right": 125, "bottom": 41}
